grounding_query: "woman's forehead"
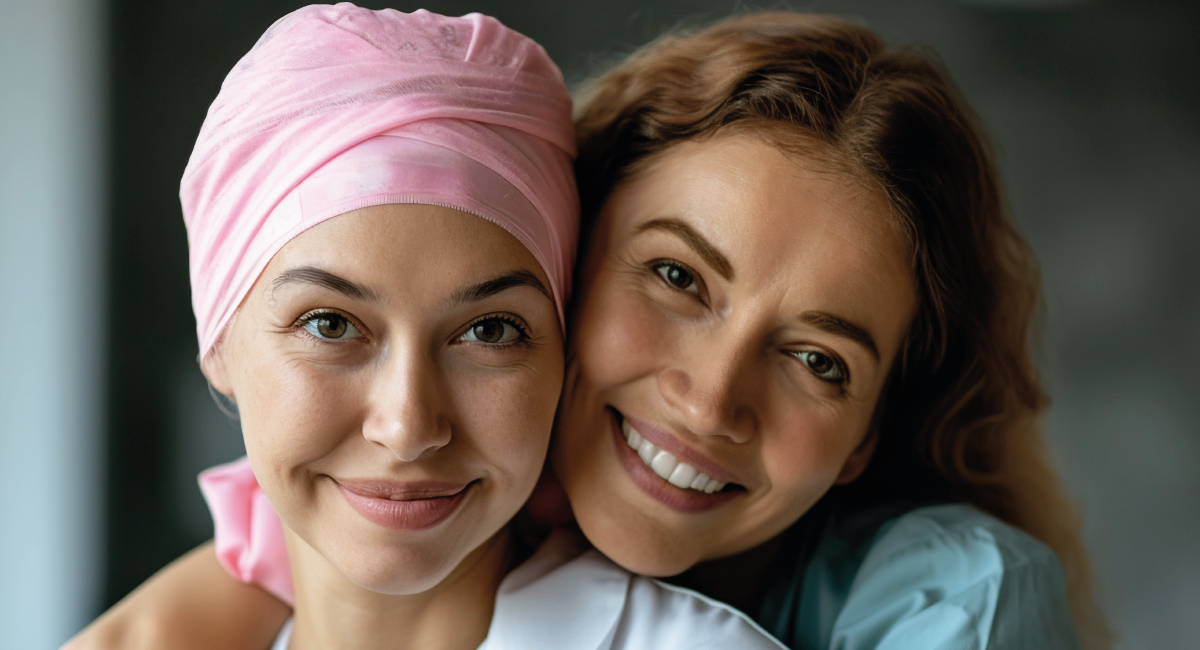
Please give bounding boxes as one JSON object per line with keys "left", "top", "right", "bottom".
{"left": 612, "top": 137, "right": 903, "bottom": 269}
{"left": 263, "top": 205, "right": 549, "bottom": 301}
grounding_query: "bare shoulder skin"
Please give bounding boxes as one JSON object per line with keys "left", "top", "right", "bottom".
{"left": 62, "top": 542, "right": 288, "bottom": 650}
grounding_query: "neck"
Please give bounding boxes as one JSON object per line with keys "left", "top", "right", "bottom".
{"left": 285, "top": 527, "right": 513, "bottom": 650}
{"left": 665, "top": 533, "right": 786, "bottom": 616}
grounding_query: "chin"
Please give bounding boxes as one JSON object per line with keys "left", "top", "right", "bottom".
{"left": 335, "top": 542, "right": 465, "bottom": 595}
{"left": 573, "top": 497, "right": 700, "bottom": 578}
{"left": 606, "top": 547, "right": 695, "bottom": 579}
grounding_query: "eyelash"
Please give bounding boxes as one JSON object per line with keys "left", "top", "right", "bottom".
{"left": 292, "top": 309, "right": 365, "bottom": 343}
{"left": 788, "top": 348, "right": 850, "bottom": 387}
{"left": 648, "top": 259, "right": 704, "bottom": 297}
{"left": 456, "top": 313, "right": 533, "bottom": 349}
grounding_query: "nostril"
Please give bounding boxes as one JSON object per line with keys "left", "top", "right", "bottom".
{"left": 657, "top": 367, "right": 693, "bottom": 398}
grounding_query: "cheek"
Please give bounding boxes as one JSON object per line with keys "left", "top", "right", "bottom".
{"left": 760, "top": 401, "right": 870, "bottom": 503}
{"left": 453, "top": 362, "right": 562, "bottom": 486}
{"left": 573, "top": 275, "right": 668, "bottom": 390}
{"left": 237, "top": 360, "right": 360, "bottom": 481}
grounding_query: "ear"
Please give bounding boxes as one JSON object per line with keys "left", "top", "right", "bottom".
{"left": 200, "top": 345, "right": 235, "bottom": 400}
{"left": 834, "top": 427, "right": 878, "bottom": 485}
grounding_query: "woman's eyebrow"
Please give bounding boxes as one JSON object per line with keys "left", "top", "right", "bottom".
{"left": 636, "top": 218, "right": 733, "bottom": 280}
{"left": 446, "top": 269, "right": 552, "bottom": 307}
{"left": 271, "top": 266, "right": 380, "bottom": 302}
{"left": 799, "top": 311, "right": 880, "bottom": 362}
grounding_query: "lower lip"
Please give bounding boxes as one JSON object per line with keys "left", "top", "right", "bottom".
{"left": 609, "top": 409, "right": 740, "bottom": 514}
{"left": 336, "top": 482, "right": 472, "bottom": 531}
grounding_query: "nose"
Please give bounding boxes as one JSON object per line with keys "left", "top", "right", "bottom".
{"left": 656, "top": 334, "right": 758, "bottom": 443}
{"left": 361, "top": 342, "right": 452, "bottom": 461}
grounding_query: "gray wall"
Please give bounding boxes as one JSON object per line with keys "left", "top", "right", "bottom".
{"left": 4, "top": 0, "right": 1195, "bottom": 647}
{"left": 0, "top": 0, "right": 107, "bottom": 647}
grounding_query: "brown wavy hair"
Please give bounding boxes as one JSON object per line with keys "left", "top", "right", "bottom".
{"left": 573, "top": 12, "right": 1107, "bottom": 647}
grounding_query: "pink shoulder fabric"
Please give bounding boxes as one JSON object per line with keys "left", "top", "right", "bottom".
{"left": 198, "top": 457, "right": 293, "bottom": 604}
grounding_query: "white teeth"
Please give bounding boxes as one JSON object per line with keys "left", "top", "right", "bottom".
{"left": 621, "top": 419, "right": 727, "bottom": 494}
{"left": 667, "top": 462, "right": 697, "bottom": 489}
{"left": 650, "top": 450, "right": 679, "bottom": 479}
{"left": 637, "top": 438, "right": 657, "bottom": 465}
{"left": 622, "top": 419, "right": 644, "bottom": 450}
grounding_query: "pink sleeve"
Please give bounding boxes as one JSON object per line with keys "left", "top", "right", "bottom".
{"left": 197, "top": 456, "right": 294, "bottom": 605}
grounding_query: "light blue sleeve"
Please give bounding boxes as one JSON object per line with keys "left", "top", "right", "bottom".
{"left": 827, "top": 504, "right": 1081, "bottom": 650}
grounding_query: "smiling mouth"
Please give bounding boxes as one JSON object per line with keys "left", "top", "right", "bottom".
{"left": 335, "top": 479, "right": 476, "bottom": 531}
{"left": 614, "top": 410, "right": 745, "bottom": 496}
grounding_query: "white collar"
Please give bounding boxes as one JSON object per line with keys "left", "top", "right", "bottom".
{"left": 480, "top": 529, "right": 628, "bottom": 650}
{"left": 273, "top": 529, "right": 785, "bottom": 650}
{"left": 272, "top": 531, "right": 626, "bottom": 650}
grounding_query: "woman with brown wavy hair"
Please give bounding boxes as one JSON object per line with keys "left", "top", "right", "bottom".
{"left": 558, "top": 12, "right": 1105, "bottom": 648}
{"left": 69, "top": 10, "right": 1104, "bottom": 650}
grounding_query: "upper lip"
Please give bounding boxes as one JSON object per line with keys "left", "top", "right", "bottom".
{"left": 618, "top": 410, "right": 742, "bottom": 486}
{"left": 333, "top": 478, "right": 471, "bottom": 500}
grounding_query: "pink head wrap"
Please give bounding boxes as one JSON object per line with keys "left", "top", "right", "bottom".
{"left": 182, "top": 3, "right": 578, "bottom": 358}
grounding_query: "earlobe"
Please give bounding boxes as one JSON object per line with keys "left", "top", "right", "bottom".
{"left": 200, "top": 347, "right": 234, "bottom": 399}
{"left": 834, "top": 428, "right": 878, "bottom": 485}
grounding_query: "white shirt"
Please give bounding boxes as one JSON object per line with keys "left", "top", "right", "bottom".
{"left": 271, "top": 530, "right": 785, "bottom": 650}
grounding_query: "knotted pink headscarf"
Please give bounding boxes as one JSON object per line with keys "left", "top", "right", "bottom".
{"left": 188, "top": 4, "right": 577, "bottom": 604}
{"left": 183, "top": 3, "right": 578, "bottom": 359}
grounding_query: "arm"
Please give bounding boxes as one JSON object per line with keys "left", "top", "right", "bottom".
{"left": 62, "top": 542, "right": 290, "bottom": 650}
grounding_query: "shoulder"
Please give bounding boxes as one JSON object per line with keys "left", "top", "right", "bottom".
{"left": 484, "top": 530, "right": 785, "bottom": 650}
{"left": 834, "top": 504, "right": 1080, "bottom": 649}
{"left": 856, "top": 503, "right": 1062, "bottom": 591}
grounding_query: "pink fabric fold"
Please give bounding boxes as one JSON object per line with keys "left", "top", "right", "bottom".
{"left": 198, "top": 457, "right": 293, "bottom": 604}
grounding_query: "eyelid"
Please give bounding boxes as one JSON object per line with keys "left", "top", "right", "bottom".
{"left": 293, "top": 308, "right": 368, "bottom": 342}
{"left": 648, "top": 258, "right": 707, "bottom": 300}
{"left": 787, "top": 347, "right": 851, "bottom": 386}
{"left": 454, "top": 312, "right": 533, "bottom": 348}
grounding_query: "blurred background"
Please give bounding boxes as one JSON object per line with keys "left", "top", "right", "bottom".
{"left": 2, "top": 0, "right": 1196, "bottom": 647}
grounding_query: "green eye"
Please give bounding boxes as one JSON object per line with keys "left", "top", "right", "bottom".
{"left": 302, "top": 313, "right": 361, "bottom": 340}
{"left": 653, "top": 262, "right": 698, "bottom": 293}
{"left": 794, "top": 350, "right": 846, "bottom": 383}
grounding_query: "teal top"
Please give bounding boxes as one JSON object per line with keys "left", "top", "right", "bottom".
{"left": 757, "top": 503, "right": 1081, "bottom": 650}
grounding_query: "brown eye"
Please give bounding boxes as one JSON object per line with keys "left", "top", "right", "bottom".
{"left": 459, "top": 317, "right": 525, "bottom": 345}
{"left": 470, "top": 320, "right": 504, "bottom": 343}
{"left": 652, "top": 262, "right": 698, "bottom": 294}
{"left": 794, "top": 350, "right": 846, "bottom": 383}
{"left": 302, "top": 313, "right": 361, "bottom": 340}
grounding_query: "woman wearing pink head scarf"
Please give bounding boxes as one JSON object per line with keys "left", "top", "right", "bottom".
{"left": 68, "top": 5, "right": 783, "bottom": 650}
